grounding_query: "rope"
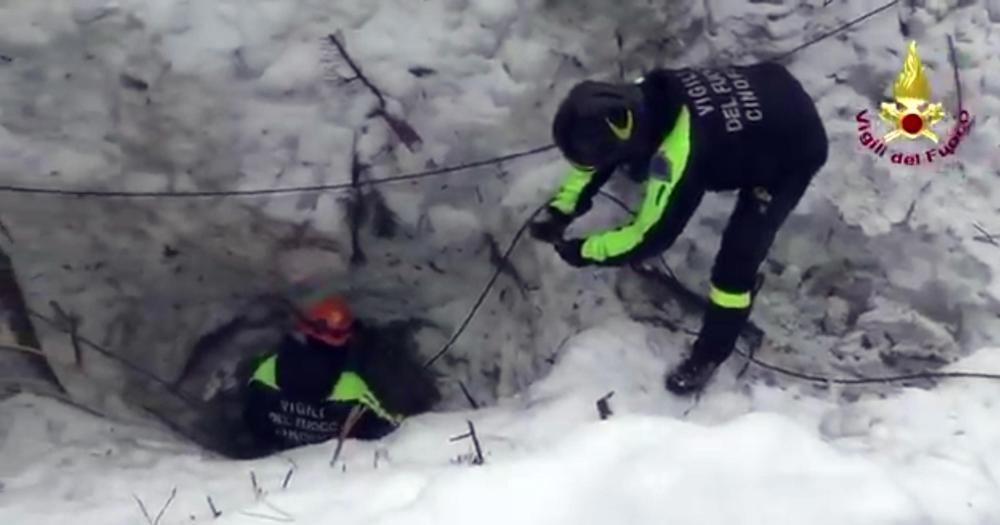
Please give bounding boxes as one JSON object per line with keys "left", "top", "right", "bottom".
{"left": 0, "top": 1, "right": 899, "bottom": 199}
{"left": 736, "top": 348, "right": 1000, "bottom": 384}
{"left": 422, "top": 203, "right": 547, "bottom": 369}
{"left": 769, "top": 0, "right": 900, "bottom": 62}
{"left": 0, "top": 145, "right": 556, "bottom": 198}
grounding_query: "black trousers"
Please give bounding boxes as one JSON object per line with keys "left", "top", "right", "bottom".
{"left": 691, "top": 141, "right": 827, "bottom": 365}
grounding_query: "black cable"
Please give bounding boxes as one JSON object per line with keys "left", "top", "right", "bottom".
{"left": 946, "top": 34, "right": 964, "bottom": 115}
{"left": 423, "top": 203, "right": 547, "bottom": 369}
{"left": 0, "top": 145, "right": 556, "bottom": 198}
{"left": 0, "top": 2, "right": 901, "bottom": 200}
{"left": 769, "top": 0, "right": 900, "bottom": 62}
{"left": 26, "top": 308, "right": 203, "bottom": 408}
{"left": 596, "top": 193, "right": 1000, "bottom": 387}
{"left": 736, "top": 347, "right": 1000, "bottom": 384}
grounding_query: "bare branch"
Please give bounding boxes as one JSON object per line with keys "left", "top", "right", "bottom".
{"left": 467, "top": 420, "right": 484, "bottom": 465}
{"left": 48, "top": 300, "right": 83, "bottom": 368}
{"left": 896, "top": 180, "right": 932, "bottom": 226}
{"left": 327, "top": 33, "right": 386, "bottom": 108}
{"left": 250, "top": 471, "right": 263, "bottom": 500}
{"left": 206, "top": 495, "right": 222, "bottom": 519}
{"left": 133, "top": 494, "right": 154, "bottom": 525}
{"left": 347, "top": 132, "right": 367, "bottom": 266}
{"left": 326, "top": 33, "right": 423, "bottom": 151}
{"left": 458, "top": 380, "right": 479, "bottom": 409}
{"left": 152, "top": 487, "right": 177, "bottom": 525}
{"left": 448, "top": 421, "right": 485, "bottom": 464}
{"left": 946, "top": 34, "right": 964, "bottom": 113}
{"left": 281, "top": 468, "right": 294, "bottom": 490}
{"left": 596, "top": 391, "right": 615, "bottom": 420}
{"left": 330, "top": 404, "right": 367, "bottom": 467}
{"left": 377, "top": 111, "right": 423, "bottom": 152}
{"left": 973, "top": 223, "right": 999, "bottom": 247}
{"left": 0, "top": 215, "right": 13, "bottom": 244}
{"left": 240, "top": 509, "right": 295, "bottom": 523}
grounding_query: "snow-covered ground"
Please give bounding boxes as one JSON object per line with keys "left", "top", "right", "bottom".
{"left": 3, "top": 323, "right": 1000, "bottom": 524}
{"left": 2, "top": 0, "right": 1000, "bottom": 522}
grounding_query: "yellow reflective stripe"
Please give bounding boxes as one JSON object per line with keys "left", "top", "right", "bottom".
{"left": 330, "top": 371, "right": 367, "bottom": 402}
{"left": 709, "top": 283, "right": 751, "bottom": 309}
{"left": 360, "top": 392, "right": 404, "bottom": 425}
{"left": 581, "top": 106, "right": 691, "bottom": 261}
{"left": 330, "top": 372, "right": 404, "bottom": 425}
{"left": 249, "top": 355, "right": 278, "bottom": 389}
{"left": 550, "top": 166, "right": 595, "bottom": 215}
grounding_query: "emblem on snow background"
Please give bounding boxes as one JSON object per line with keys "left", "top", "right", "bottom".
{"left": 854, "top": 40, "right": 975, "bottom": 166}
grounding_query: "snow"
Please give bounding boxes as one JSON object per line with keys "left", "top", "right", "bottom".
{"left": 1, "top": 0, "right": 1000, "bottom": 521}
{"left": 3, "top": 325, "right": 1000, "bottom": 524}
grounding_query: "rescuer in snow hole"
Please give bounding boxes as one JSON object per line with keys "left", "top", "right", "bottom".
{"left": 242, "top": 295, "right": 405, "bottom": 453}
{"left": 531, "top": 62, "right": 829, "bottom": 394}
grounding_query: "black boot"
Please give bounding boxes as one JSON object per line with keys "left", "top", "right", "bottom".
{"left": 665, "top": 298, "right": 751, "bottom": 395}
{"left": 665, "top": 355, "right": 722, "bottom": 395}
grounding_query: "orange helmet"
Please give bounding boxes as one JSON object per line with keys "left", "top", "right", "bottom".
{"left": 296, "top": 295, "right": 354, "bottom": 346}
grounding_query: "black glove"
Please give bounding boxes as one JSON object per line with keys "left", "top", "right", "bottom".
{"left": 529, "top": 207, "right": 572, "bottom": 244}
{"left": 554, "top": 238, "right": 590, "bottom": 267}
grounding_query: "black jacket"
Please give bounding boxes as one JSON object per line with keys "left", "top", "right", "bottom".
{"left": 552, "top": 62, "right": 829, "bottom": 268}
{"left": 243, "top": 333, "right": 400, "bottom": 452}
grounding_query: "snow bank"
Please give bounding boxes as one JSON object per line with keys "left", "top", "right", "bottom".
{"left": 2, "top": 322, "right": 1000, "bottom": 524}
{"left": 0, "top": 0, "right": 998, "bottom": 452}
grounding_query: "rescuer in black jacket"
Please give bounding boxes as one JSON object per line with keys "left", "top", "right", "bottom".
{"left": 243, "top": 295, "right": 402, "bottom": 453}
{"left": 532, "top": 62, "right": 829, "bottom": 394}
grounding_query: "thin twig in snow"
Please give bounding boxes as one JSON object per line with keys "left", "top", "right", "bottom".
{"left": 458, "top": 380, "right": 479, "bottom": 409}
{"left": 330, "top": 404, "right": 367, "bottom": 467}
{"left": 281, "top": 467, "right": 294, "bottom": 490}
{"left": 327, "top": 34, "right": 385, "bottom": 108}
{"left": 973, "top": 223, "right": 999, "bottom": 247}
{"left": 326, "top": 33, "right": 422, "bottom": 151}
{"left": 152, "top": 488, "right": 177, "bottom": 525}
{"left": 596, "top": 391, "right": 615, "bottom": 420}
{"left": 468, "top": 421, "right": 484, "bottom": 464}
{"left": 133, "top": 494, "right": 154, "bottom": 525}
{"left": 240, "top": 504, "right": 295, "bottom": 523}
{"left": 132, "top": 488, "right": 176, "bottom": 525}
{"left": 615, "top": 30, "right": 625, "bottom": 80}
{"left": 896, "top": 180, "right": 932, "bottom": 226}
{"left": 207, "top": 495, "right": 222, "bottom": 518}
{"left": 946, "top": 34, "right": 964, "bottom": 113}
{"left": 373, "top": 448, "right": 388, "bottom": 469}
{"left": 0, "top": 215, "right": 13, "bottom": 244}
{"left": 448, "top": 421, "right": 485, "bottom": 465}
{"left": 250, "top": 471, "right": 263, "bottom": 500}
{"left": 347, "top": 131, "right": 367, "bottom": 266}
{"left": 49, "top": 300, "right": 83, "bottom": 368}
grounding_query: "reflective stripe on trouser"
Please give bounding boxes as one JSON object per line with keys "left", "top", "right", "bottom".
{"left": 709, "top": 283, "right": 751, "bottom": 309}
{"left": 693, "top": 170, "right": 819, "bottom": 365}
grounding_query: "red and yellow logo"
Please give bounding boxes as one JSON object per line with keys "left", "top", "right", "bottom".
{"left": 855, "top": 40, "right": 974, "bottom": 166}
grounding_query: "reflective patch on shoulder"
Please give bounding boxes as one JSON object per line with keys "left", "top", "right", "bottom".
{"left": 648, "top": 153, "right": 672, "bottom": 182}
